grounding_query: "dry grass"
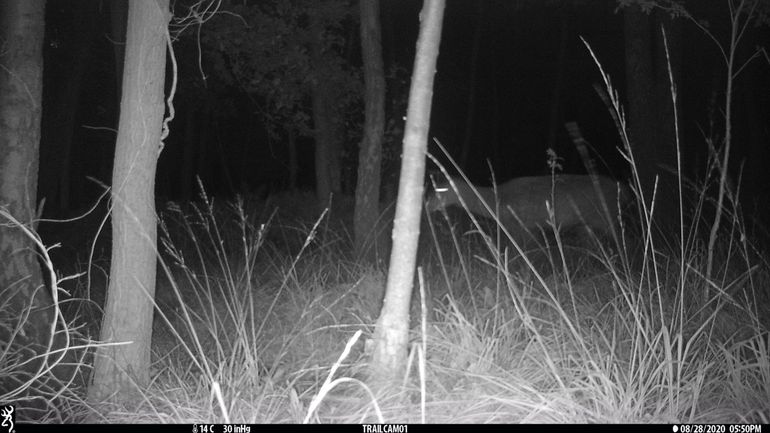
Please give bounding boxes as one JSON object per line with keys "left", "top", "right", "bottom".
{"left": 4, "top": 175, "right": 768, "bottom": 423}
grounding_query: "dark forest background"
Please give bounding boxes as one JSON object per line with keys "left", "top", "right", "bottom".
{"left": 38, "top": 0, "right": 770, "bottom": 225}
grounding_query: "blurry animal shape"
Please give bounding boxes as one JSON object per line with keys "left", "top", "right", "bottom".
{"left": 426, "top": 174, "right": 631, "bottom": 246}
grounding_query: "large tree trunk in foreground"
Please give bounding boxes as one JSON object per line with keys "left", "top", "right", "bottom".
{"left": 370, "top": 0, "right": 445, "bottom": 384}
{"left": 89, "top": 0, "right": 169, "bottom": 404}
{"left": 0, "top": 0, "right": 63, "bottom": 414}
{"left": 354, "top": 0, "right": 386, "bottom": 260}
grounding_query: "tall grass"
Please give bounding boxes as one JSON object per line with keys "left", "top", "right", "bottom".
{"left": 4, "top": 164, "right": 768, "bottom": 423}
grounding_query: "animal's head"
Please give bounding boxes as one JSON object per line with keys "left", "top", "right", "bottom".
{"left": 425, "top": 173, "right": 461, "bottom": 213}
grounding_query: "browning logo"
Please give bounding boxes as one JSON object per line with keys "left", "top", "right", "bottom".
{"left": 1, "top": 405, "right": 14, "bottom": 433}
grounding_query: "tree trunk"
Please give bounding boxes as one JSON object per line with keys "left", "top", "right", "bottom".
{"left": 458, "top": 0, "right": 483, "bottom": 170}
{"left": 287, "top": 126, "right": 298, "bottom": 190}
{"left": 89, "top": 0, "right": 169, "bottom": 403}
{"left": 623, "top": 5, "right": 679, "bottom": 231}
{"left": 0, "top": 0, "right": 67, "bottom": 414}
{"left": 310, "top": 14, "right": 342, "bottom": 208}
{"left": 354, "top": 0, "right": 386, "bottom": 259}
{"left": 624, "top": 4, "right": 657, "bottom": 206}
{"left": 370, "top": 0, "right": 445, "bottom": 384}
{"left": 651, "top": 9, "right": 681, "bottom": 225}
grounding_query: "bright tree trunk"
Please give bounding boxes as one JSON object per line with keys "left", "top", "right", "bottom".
{"left": 89, "top": 0, "right": 169, "bottom": 403}
{"left": 370, "top": 0, "right": 445, "bottom": 383}
{"left": 354, "top": 0, "right": 386, "bottom": 259}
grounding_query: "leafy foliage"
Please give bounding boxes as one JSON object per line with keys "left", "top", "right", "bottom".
{"left": 201, "top": 0, "right": 361, "bottom": 139}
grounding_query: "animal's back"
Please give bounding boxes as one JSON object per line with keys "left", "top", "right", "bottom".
{"left": 496, "top": 174, "right": 629, "bottom": 240}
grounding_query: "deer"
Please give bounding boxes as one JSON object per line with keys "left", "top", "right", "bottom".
{"left": 425, "top": 173, "right": 632, "bottom": 248}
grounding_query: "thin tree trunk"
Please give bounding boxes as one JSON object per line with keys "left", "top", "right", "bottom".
{"left": 652, "top": 9, "right": 681, "bottom": 230}
{"left": 706, "top": 1, "right": 745, "bottom": 281}
{"left": 89, "top": 0, "right": 169, "bottom": 403}
{"left": 371, "top": 0, "right": 445, "bottom": 384}
{"left": 287, "top": 126, "right": 298, "bottom": 190}
{"left": 354, "top": 0, "right": 386, "bottom": 259}
{"left": 624, "top": 5, "right": 658, "bottom": 213}
{"left": 458, "top": 0, "right": 483, "bottom": 170}
{"left": 310, "top": 13, "right": 342, "bottom": 208}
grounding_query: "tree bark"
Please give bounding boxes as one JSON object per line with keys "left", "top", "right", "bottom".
{"left": 0, "top": 0, "right": 72, "bottom": 414}
{"left": 287, "top": 126, "right": 298, "bottom": 190}
{"left": 354, "top": 0, "right": 386, "bottom": 259}
{"left": 623, "top": 5, "right": 680, "bottom": 231}
{"left": 310, "top": 13, "right": 342, "bottom": 208}
{"left": 458, "top": 0, "right": 483, "bottom": 170}
{"left": 89, "top": 0, "right": 169, "bottom": 403}
{"left": 370, "top": 0, "right": 445, "bottom": 383}
{"left": 624, "top": 4, "right": 657, "bottom": 205}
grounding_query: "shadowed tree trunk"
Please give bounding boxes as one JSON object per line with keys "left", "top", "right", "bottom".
{"left": 89, "top": 0, "right": 170, "bottom": 403}
{"left": 371, "top": 0, "right": 445, "bottom": 384}
{"left": 310, "top": 13, "right": 342, "bottom": 208}
{"left": 458, "top": 0, "right": 483, "bottom": 170}
{"left": 354, "top": 0, "right": 386, "bottom": 259}
{"left": 0, "top": 0, "right": 76, "bottom": 415}
{"left": 623, "top": 5, "right": 680, "bottom": 232}
{"left": 287, "top": 127, "right": 299, "bottom": 190}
